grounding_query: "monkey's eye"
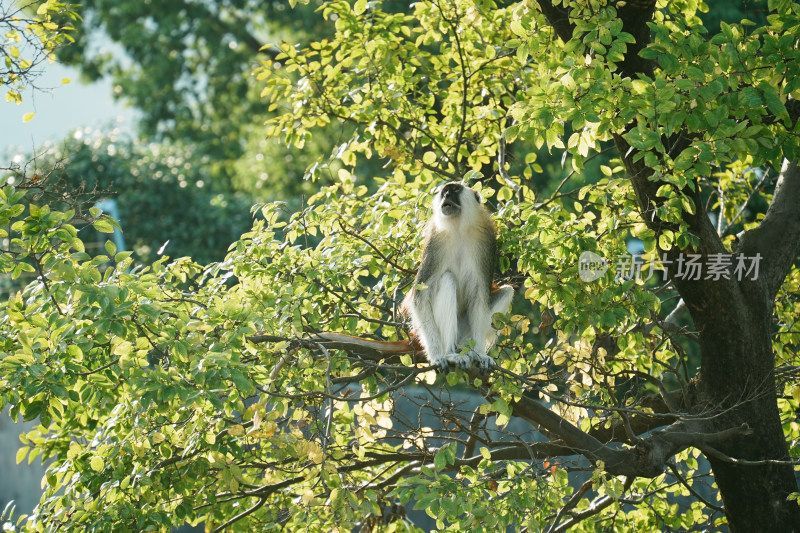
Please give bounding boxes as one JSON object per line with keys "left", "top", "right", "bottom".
{"left": 441, "top": 183, "right": 463, "bottom": 195}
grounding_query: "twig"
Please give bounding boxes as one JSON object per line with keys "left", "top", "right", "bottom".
{"left": 462, "top": 407, "right": 488, "bottom": 459}
{"left": 498, "top": 136, "right": 523, "bottom": 201}
{"left": 534, "top": 146, "right": 615, "bottom": 211}
{"left": 210, "top": 496, "right": 266, "bottom": 533}
{"left": 721, "top": 168, "right": 771, "bottom": 235}
{"left": 701, "top": 444, "right": 800, "bottom": 467}
{"left": 667, "top": 462, "right": 723, "bottom": 512}
{"left": 549, "top": 477, "right": 633, "bottom": 533}
{"left": 336, "top": 218, "right": 414, "bottom": 275}
{"left": 73, "top": 357, "right": 121, "bottom": 376}
{"left": 546, "top": 479, "right": 593, "bottom": 533}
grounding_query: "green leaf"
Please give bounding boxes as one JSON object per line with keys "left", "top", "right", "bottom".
{"left": 681, "top": 196, "right": 695, "bottom": 215}
{"left": 16, "top": 446, "right": 29, "bottom": 464}
{"left": 445, "top": 371, "right": 459, "bottom": 386}
{"left": 90, "top": 456, "right": 104, "bottom": 472}
{"left": 762, "top": 85, "right": 788, "bottom": 119}
{"left": 231, "top": 370, "right": 255, "bottom": 396}
{"left": 433, "top": 447, "right": 447, "bottom": 471}
{"left": 658, "top": 233, "right": 672, "bottom": 251}
{"left": 93, "top": 218, "right": 115, "bottom": 233}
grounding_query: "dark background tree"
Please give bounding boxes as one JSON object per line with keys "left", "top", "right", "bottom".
{"left": 35, "top": 133, "right": 254, "bottom": 264}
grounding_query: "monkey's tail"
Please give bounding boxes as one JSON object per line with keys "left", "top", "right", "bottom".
{"left": 248, "top": 332, "right": 425, "bottom": 363}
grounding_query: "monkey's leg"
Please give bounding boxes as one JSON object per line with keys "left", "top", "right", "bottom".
{"left": 485, "top": 285, "right": 514, "bottom": 348}
{"left": 431, "top": 272, "right": 463, "bottom": 368}
{"left": 468, "top": 285, "right": 515, "bottom": 370}
{"left": 465, "top": 299, "right": 496, "bottom": 370}
{"left": 415, "top": 272, "right": 459, "bottom": 369}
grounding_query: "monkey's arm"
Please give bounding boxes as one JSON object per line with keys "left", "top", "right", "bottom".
{"left": 413, "top": 232, "right": 442, "bottom": 286}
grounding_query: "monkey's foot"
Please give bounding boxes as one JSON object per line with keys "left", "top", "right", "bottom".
{"left": 469, "top": 352, "right": 496, "bottom": 371}
{"left": 427, "top": 353, "right": 469, "bottom": 371}
{"left": 428, "top": 353, "right": 495, "bottom": 373}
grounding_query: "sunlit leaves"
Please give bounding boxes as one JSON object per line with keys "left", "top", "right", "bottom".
{"left": 0, "top": 1, "right": 77, "bottom": 106}
{"left": 258, "top": 0, "right": 545, "bottom": 181}
{"left": 3, "top": 0, "right": 800, "bottom": 531}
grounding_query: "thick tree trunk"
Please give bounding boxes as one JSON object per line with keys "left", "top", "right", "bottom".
{"left": 688, "top": 282, "right": 800, "bottom": 531}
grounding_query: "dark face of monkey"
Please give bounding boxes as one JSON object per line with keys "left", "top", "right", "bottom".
{"left": 438, "top": 182, "right": 480, "bottom": 217}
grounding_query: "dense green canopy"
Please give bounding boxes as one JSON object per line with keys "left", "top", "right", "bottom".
{"left": 2, "top": 0, "right": 800, "bottom": 531}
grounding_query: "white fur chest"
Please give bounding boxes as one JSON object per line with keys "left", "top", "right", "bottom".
{"left": 437, "top": 226, "right": 485, "bottom": 301}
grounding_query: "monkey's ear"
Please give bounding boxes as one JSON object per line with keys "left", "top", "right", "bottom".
{"left": 472, "top": 190, "right": 481, "bottom": 203}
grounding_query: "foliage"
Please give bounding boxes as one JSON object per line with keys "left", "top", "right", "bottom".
{"left": 51, "top": 0, "right": 330, "bottom": 177}
{"left": 1, "top": 0, "right": 78, "bottom": 115}
{"left": 3, "top": 131, "right": 255, "bottom": 266}
{"left": 47, "top": 0, "right": 482, "bottom": 201}
{"left": 1, "top": 0, "right": 800, "bottom": 532}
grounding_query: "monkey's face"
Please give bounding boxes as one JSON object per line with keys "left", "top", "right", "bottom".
{"left": 435, "top": 182, "right": 480, "bottom": 218}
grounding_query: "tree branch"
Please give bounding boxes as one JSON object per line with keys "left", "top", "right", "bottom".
{"left": 667, "top": 462, "right": 724, "bottom": 512}
{"left": 536, "top": 0, "right": 656, "bottom": 78}
{"left": 737, "top": 159, "right": 800, "bottom": 301}
{"left": 250, "top": 332, "right": 748, "bottom": 478}
{"left": 210, "top": 497, "right": 266, "bottom": 533}
{"left": 549, "top": 477, "right": 634, "bottom": 533}
{"left": 535, "top": 0, "right": 573, "bottom": 42}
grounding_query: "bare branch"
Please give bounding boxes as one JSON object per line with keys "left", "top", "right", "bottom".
{"left": 209, "top": 497, "right": 266, "bottom": 533}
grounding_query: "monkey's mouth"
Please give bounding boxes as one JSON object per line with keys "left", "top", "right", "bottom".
{"left": 441, "top": 199, "right": 460, "bottom": 216}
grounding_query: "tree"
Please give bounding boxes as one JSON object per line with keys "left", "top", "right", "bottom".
{"left": 46, "top": 0, "right": 428, "bottom": 201}
{"left": 50, "top": 0, "right": 333, "bottom": 194}
{"left": 1, "top": 0, "right": 800, "bottom": 532}
{"left": 3, "top": 132, "right": 256, "bottom": 265}
{"left": 1, "top": 0, "right": 78, "bottom": 114}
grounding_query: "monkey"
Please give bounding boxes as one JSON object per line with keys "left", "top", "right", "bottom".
{"left": 402, "top": 182, "right": 514, "bottom": 371}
